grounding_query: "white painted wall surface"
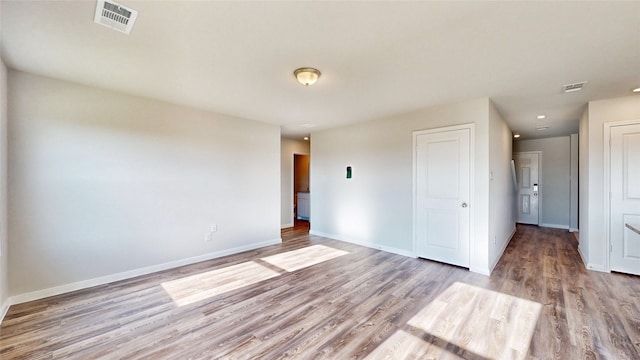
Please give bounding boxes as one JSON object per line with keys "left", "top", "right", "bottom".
{"left": 488, "top": 102, "right": 516, "bottom": 270}
{"left": 8, "top": 71, "right": 281, "bottom": 297}
{"left": 580, "top": 95, "right": 640, "bottom": 271}
{"left": 281, "top": 138, "right": 310, "bottom": 228}
{"left": 578, "top": 110, "right": 590, "bottom": 262}
{"left": 310, "top": 98, "right": 497, "bottom": 274}
{"left": 514, "top": 136, "right": 571, "bottom": 229}
{"left": 0, "top": 60, "right": 9, "bottom": 318}
{"left": 570, "top": 134, "right": 579, "bottom": 232}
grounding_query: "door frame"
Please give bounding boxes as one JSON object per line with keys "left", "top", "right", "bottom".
{"left": 412, "top": 123, "right": 475, "bottom": 262}
{"left": 513, "top": 151, "right": 542, "bottom": 226}
{"left": 603, "top": 119, "right": 640, "bottom": 273}
{"left": 291, "top": 153, "right": 310, "bottom": 224}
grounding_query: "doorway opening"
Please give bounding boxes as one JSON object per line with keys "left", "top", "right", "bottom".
{"left": 294, "top": 154, "right": 310, "bottom": 229}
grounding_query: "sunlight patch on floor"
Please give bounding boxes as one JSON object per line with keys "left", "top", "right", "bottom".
{"left": 368, "top": 282, "right": 541, "bottom": 360}
{"left": 161, "top": 245, "right": 349, "bottom": 306}
{"left": 260, "top": 244, "right": 349, "bottom": 272}
{"left": 365, "top": 330, "right": 453, "bottom": 359}
{"left": 161, "top": 261, "right": 280, "bottom": 307}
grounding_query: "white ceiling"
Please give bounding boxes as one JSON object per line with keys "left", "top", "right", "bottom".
{"left": 1, "top": 1, "right": 639, "bottom": 140}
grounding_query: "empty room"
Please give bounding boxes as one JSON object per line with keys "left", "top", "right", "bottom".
{"left": 1, "top": 1, "right": 639, "bottom": 359}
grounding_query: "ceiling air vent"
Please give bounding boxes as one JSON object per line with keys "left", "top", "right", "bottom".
{"left": 562, "top": 81, "right": 588, "bottom": 93}
{"left": 94, "top": 0, "right": 138, "bottom": 35}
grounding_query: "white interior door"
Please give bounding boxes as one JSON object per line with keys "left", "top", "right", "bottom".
{"left": 415, "top": 126, "right": 470, "bottom": 268}
{"left": 514, "top": 152, "right": 540, "bottom": 225}
{"left": 610, "top": 123, "right": 640, "bottom": 275}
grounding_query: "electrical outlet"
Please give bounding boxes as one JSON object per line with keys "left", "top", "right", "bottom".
{"left": 211, "top": 224, "right": 217, "bottom": 232}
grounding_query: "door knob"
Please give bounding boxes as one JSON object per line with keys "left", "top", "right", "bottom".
{"left": 461, "top": 202, "right": 468, "bottom": 208}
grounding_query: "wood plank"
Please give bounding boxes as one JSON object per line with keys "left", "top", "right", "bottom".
{"left": 1, "top": 224, "right": 639, "bottom": 359}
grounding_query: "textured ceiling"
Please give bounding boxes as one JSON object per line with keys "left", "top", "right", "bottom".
{"left": 1, "top": 1, "right": 639, "bottom": 140}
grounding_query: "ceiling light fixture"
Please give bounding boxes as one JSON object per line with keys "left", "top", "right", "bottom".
{"left": 537, "top": 115, "right": 546, "bottom": 119}
{"left": 513, "top": 134, "right": 521, "bottom": 138}
{"left": 633, "top": 87, "right": 640, "bottom": 93}
{"left": 294, "top": 67, "right": 321, "bottom": 86}
{"left": 303, "top": 137, "right": 309, "bottom": 141}
{"left": 536, "top": 126, "right": 550, "bottom": 131}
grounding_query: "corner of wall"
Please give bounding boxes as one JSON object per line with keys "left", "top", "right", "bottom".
{"left": 486, "top": 99, "right": 516, "bottom": 272}
{"left": 0, "top": 58, "right": 9, "bottom": 322}
{"left": 578, "top": 106, "right": 590, "bottom": 264}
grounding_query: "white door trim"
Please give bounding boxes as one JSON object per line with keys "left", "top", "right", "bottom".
{"left": 603, "top": 119, "right": 640, "bottom": 273}
{"left": 513, "top": 151, "right": 543, "bottom": 225}
{"left": 412, "top": 123, "right": 475, "bottom": 265}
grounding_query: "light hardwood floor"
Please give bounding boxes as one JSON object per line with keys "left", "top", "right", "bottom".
{"left": 1, "top": 223, "right": 639, "bottom": 359}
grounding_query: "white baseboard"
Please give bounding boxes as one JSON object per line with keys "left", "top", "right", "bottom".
{"left": 577, "top": 244, "right": 587, "bottom": 268}
{"left": 309, "top": 230, "right": 415, "bottom": 258}
{"left": 540, "top": 223, "right": 570, "bottom": 230}
{"left": 569, "top": 227, "right": 579, "bottom": 233}
{"left": 585, "top": 263, "right": 607, "bottom": 272}
{"left": 0, "top": 298, "right": 9, "bottom": 323}
{"left": 487, "top": 227, "right": 517, "bottom": 274}
{"left": 7, "top": 238, "right": 282, "bottom": 307}
{"left": 281, "top": 222, "right": 294, "bottom": 229}
{"left": 469, "top": 267, "right": 491, "bottom": 276}
{"left": 577, "top": 245, "right": 608, "bottom": 273}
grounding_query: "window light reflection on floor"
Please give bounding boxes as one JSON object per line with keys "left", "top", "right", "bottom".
{"left": 367, "top": 282, "right": 542, "bottom": 360}
{"left": 161, "top": 261, "right": 281, "bottom": 307}
{"left": 161, "top": 244, "right": 349, "bottom": 307}
{"left": 260, "top": 244, "right": 349, "bottom": 272}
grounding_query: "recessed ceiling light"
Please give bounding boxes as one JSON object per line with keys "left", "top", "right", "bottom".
{"left": 300, "top": 123, "right": 317, "bottom": 128}
{"left": 633, "top": 87, "right": 640, "bottom": 93}
{"left": 536, "top": 126, "right": 550, "bottom": 131}
{"left": 303, "top": 137, "right": 309, "bottom": 141}
{"left": 513, "top": 134, "right": 521, "bottom": 138}
{"left": 537, "top": 115, "right": 546, "bottom": 119}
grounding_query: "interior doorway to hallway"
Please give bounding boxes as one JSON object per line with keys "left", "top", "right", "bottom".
{"left": 293, "top": 154, "right": 310, "bottom": 222}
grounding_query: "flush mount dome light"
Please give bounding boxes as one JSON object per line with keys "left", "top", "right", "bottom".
{"left": 294, "top": 67, "right": 321, "bottom": 86}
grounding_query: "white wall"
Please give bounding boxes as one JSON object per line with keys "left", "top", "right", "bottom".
{"left": 281, "top": 137, "right": 310, "bottom": 228}
{"left": 0, "top": 60, "right": 9, "bottom": 318}
{"left": 580, "top": 95, "right": 640, "bottom": 271}
{"left": 488, "top": 101, "right": 517, "bottom": 270}
{"left": 514, "top": 136, "right": 571, "bottom": 229}
{"left": 8, "top": 71, "right": 281, "bottom": 299}
{"left": 570, "top": 134, "right": 579, "bottom": 232}
{"left": 578, "top": 109, "right": 590, "bottom": 261}
{"left": 310, "top": 97, "right": 512, "bottom": 275}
